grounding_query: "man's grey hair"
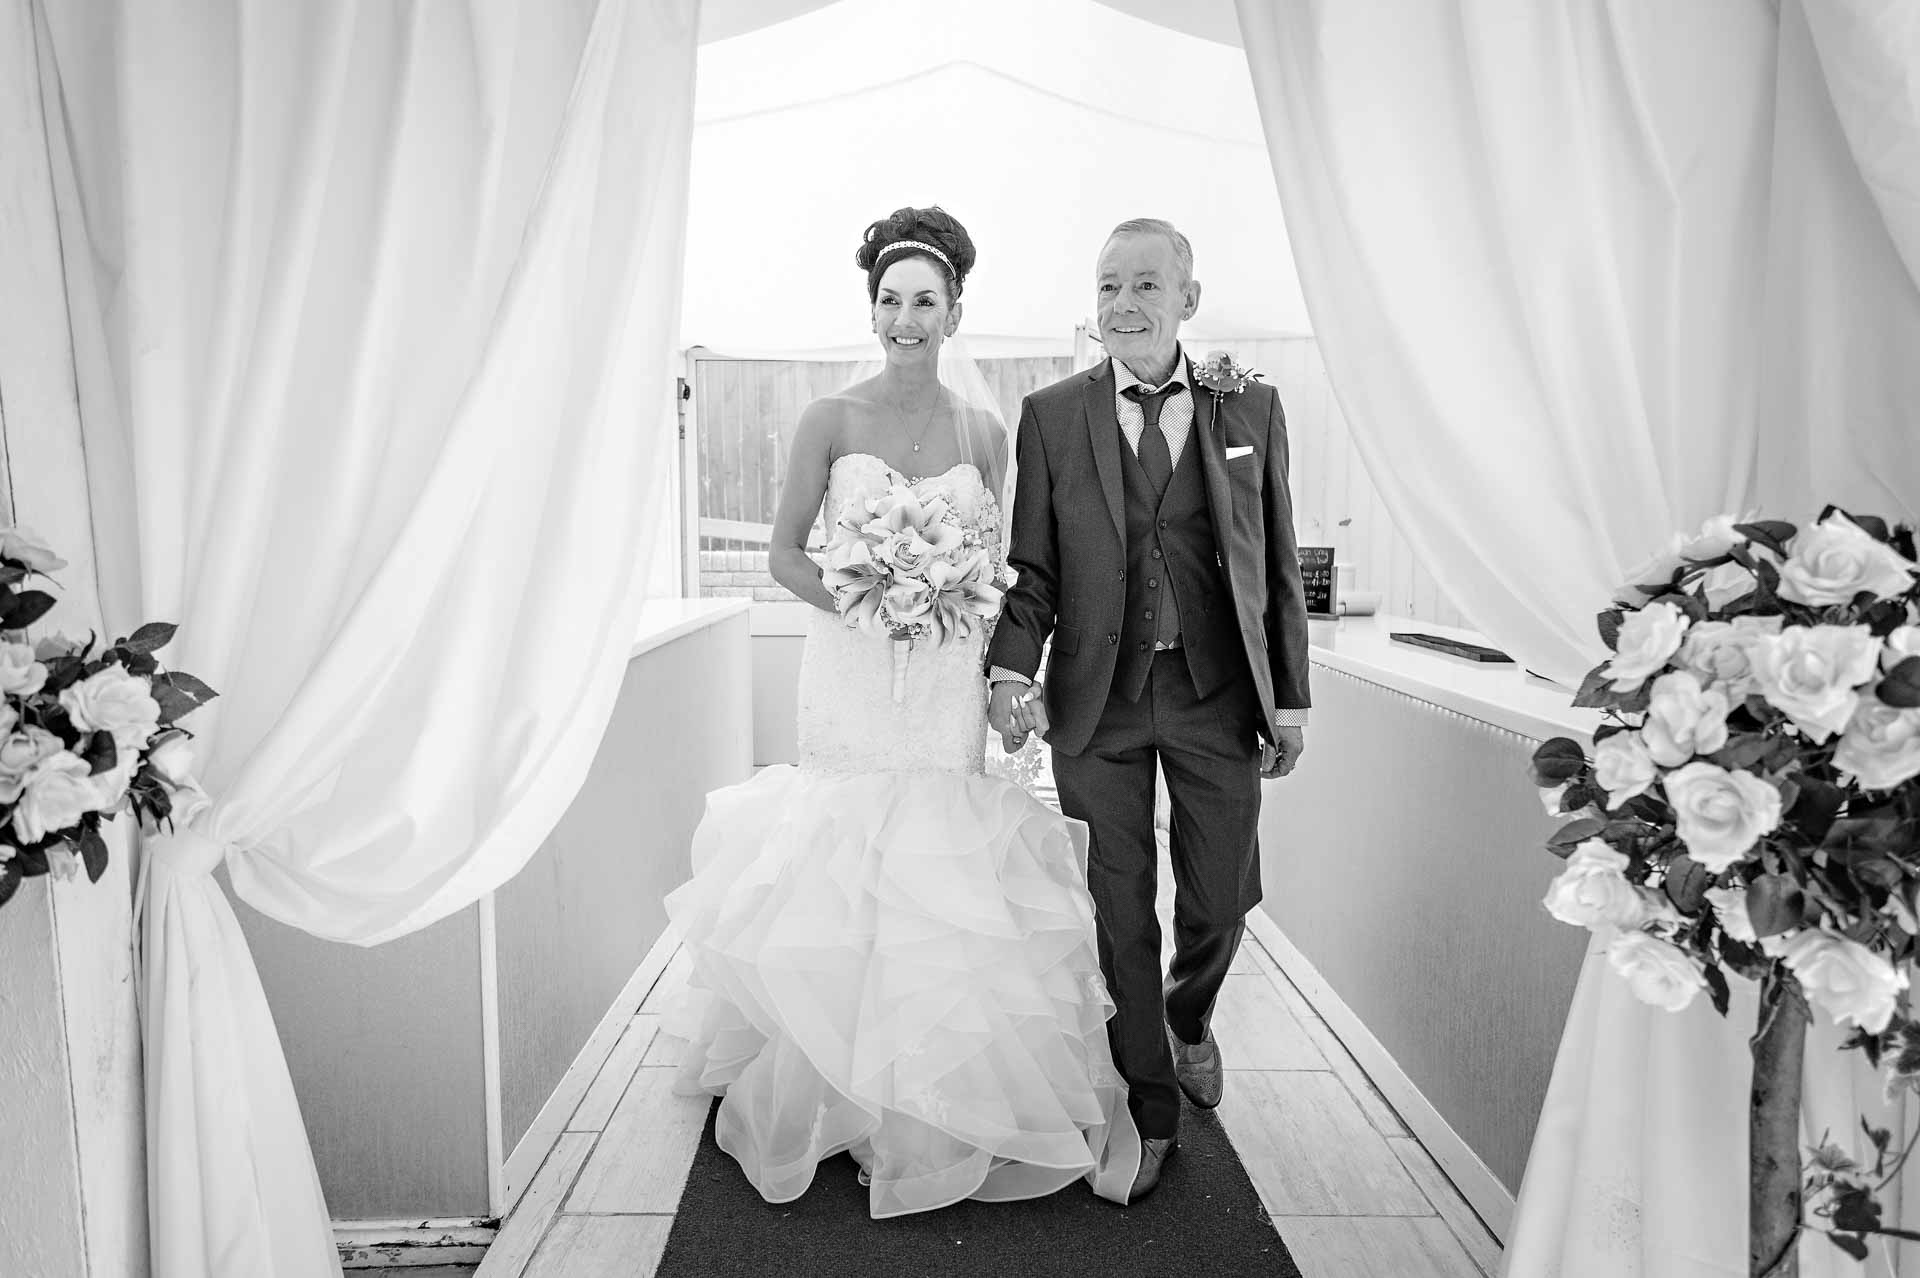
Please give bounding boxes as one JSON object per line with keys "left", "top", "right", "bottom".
{"left": 1106, "top": 218, "right": 1194, "bottom": 282}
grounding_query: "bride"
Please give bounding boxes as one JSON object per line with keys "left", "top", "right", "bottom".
{"left": 664, "top": 206, "right": 1142, "bottom": 1217}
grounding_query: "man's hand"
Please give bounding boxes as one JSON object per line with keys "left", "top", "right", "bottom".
{"left": 1261, "top": 726, "right": 1305, "bottom": 780}
{"left": 989, "top": 680, "right": 1049, "bottom": 751}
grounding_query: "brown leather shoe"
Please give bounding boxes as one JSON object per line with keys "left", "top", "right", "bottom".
{"left": 1127, "top": 1136, "right": 1176, "bottom": 1203}
{"left": 1169, "top": 1023, "right": 1224, "bottom": 1108}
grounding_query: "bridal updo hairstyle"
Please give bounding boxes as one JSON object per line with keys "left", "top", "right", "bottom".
{"left": 856, "top": 206, "right": 975, "bottom": 303}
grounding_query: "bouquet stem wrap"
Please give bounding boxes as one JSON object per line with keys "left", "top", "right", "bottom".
{"left": 890, "top": 637, "right": 911, "bottom": 706}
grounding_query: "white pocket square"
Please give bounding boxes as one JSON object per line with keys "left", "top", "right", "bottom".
{"left": 1225, "top": 445, "right": 1254, "bottom": 461}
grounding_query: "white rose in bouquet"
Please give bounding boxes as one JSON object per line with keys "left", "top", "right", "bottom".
{"left": 1615, "top": 515, "right": 1752, "bottom": 603}
{"left": 1778, "top": 513, "right": 1916, "bottom": 606}
{"left": 1833, "top": 694, "right": 1920, "bottom": 792}
{"left": 0, "top": 641, "right": 47, "bottom": 698}
{"left": 1704, "top": 885, "right": 1759, "bottom": 944}
{"left": 1749, "top": 624, "right": 1881, "bottom": 741}
{"left": 1692, "top": 560, "right": 1758, "bottom": 611}
{"left": 1779, "top": 930, "right": 1909, "bottom": 1034}
{"left": 0, "top": 725, "right": 62, "bottom": 803}
{"left": 1884, "top": 625, "right": 1920, "bottom": 673}
{"left": 12, "top": 751, "right": 99, "bottom": 845}
{"left": 1677, "top": 616, "right": 1782, "bottom": 699}
{"left": 1605, "top": 930, "right": 1707, "bottom": 1012}
{"left": 1678, "top": 513, "right": 1751, "bottom": 562}
{"left": 1663, "top": 761, "right": 1783, "bottom": 871}
{"left": 147, "top": 735, "right": 196, "bottom": 788}
{"left": 1544, "top": 840, "right": 1649, "bottom": 931}
{"left": 1605, "top": 602, "right": 1691, "bottom": 691}
{"left": 89, "top": 753, "right": 139, "bottom": 814}
{"left": 1592, "top": 730, "right": 1657, "bottom": 804}
{"left": 0, "top": 525, "right": 66, "bottom": 573}
{"left": 59, "top": 666, "right": 161, "bottom": 743}
{"left": 1640, "top": 671, "right": 1731, "bottom": 767}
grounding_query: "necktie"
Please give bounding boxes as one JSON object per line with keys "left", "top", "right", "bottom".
{"left": 1122, "top": 383, "right": 1177, "bottom": 497}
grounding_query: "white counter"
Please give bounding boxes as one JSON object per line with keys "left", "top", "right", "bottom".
{"left": 1307, "top": 614, "right": 1600, "bottom": 744}
{"left": 630, "top": 596, "right": 752, "bottom": 660}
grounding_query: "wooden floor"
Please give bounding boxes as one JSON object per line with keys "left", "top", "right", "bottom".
{"left": 469, "top": 870, "right": 1504, "bottom": 1278}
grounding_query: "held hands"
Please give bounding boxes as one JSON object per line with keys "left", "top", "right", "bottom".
{"left": 988, "top": 680, "right": 1050, "bottom": 753}
{"left": 1261, "top": 726, "right": 1305, "bottom": 780}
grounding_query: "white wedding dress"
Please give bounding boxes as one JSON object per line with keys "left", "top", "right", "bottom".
{"left": 664, "top": 453, "right": 1140, "bottom": 1218}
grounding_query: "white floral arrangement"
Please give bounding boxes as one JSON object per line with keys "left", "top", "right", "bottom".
{"left": 1531, "top": 507, "right": 1920, "bottom": 1262}
{"left": 821, "top": 483, "right": 1004, "bottom": 647}
{"left": 820, "top": 483, "right": 1006, "bottom": 704}
{"left": 0, "top": 526, "right": 217, "bottom": 908}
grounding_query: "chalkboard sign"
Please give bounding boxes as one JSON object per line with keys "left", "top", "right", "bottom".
{"left": 1298, "top": 546, "right": 1338, "bottom": 617}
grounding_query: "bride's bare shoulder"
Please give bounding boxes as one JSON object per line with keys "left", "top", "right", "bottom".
{"left": 802, "top": 381, "right": 885, "bottom": 431}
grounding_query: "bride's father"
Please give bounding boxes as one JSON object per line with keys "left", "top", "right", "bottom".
{"left": 985, "top": 218, "right": 1311, "bottom": 1202}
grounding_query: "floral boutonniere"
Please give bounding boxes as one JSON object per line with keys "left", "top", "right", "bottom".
{"left": 1193, "top": 350, "right": 1263, "bottom": 414}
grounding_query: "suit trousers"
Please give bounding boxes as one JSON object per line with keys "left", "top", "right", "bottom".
{"left": 1051, "top": 648, "right": 1264, "bottom": 1140}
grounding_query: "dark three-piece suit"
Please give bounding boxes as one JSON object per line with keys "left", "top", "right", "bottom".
{"left": 985, "top": 351, "right": 1312, "bottom": 1140}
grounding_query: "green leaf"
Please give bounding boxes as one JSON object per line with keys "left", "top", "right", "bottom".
{"left": 1710, "top": 734, "right": 1775, "bottom": 771}
{"left": 1832, "top": 1184, "right": 1885, "bottom": 1236}
{"left": 0, "top": 860, "right": 19, "bottom": 910}
{"left": 1530, "top": 737, "right": 1588, "bottom": 787}
{"left": 1749, "top": 873, "right": 1806, "bottom": 937}
{"left": 1853, "top": 857, "right": 1908, "bottom": 893}
{"left": 1828, "top": 1233, "right": 1870, "bottom": 1262}
{"left": 1843, "top": 510, "right": 1893, "bottom": 543}
{"left": 117, "top": 650, "right": 158, "bottom": 678}
{"left": 1547, "top": 818, "right": 1608, "bottom": 856}
{"left": 1571, "top": 667, "right": 1617, "bottom": 709}
{"left": 1665, "top": 856, "right": 1712, "bottom": 915}
{"left": 1880, "top": 656, "right": 1920, "bottom": 710}
{"left": 1736, "top": 520, "right": 1798, "bottom": 557}
{"left": 80, "top": 731, "right": 117, "bottom": 777}
{"left": 1597, "top": 609, "right": 1624, "bottom": 651}
{"left": 151, "top": 672, "right": 219, "bottom": 725}
{"left": 1825, "top": 816, "right": 1903, "bottom": 853}
{"left": 2, "top": 589, "right": 56, "bottom": 630}
{"left": 1789, "top": 777, "right": 1848, "bottom": 843}
{"left": 1703, "top": 963, "right": 1730, "bottom": 1016}
{"left": 119, "top": 622, "right": 177, "bottom": 655}
{"left": 77, "top": 825, "right": 108, "bottom": 884}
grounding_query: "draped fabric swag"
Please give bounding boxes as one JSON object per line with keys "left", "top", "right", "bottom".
{"left": 1238, "top": 0, "right": 1920, "bottom": 687}
{"left": 37, "top": 0, "right": 700, "bottom": 1270}
{"left": 1238, "top": 3, "right": 1920, "bottom": 1272}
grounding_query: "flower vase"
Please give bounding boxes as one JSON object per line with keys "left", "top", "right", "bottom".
{"left": 1751, "top": 968, "right": 1809, "bottom": 1277}
{"left": 890, "top": 637, "right": 912, "bottom": 706}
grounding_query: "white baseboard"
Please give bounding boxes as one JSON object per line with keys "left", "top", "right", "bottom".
{"left": 334, "top": 1218, "right": 496, "bottom": 1269}
{"left": 1245, "top": 908, "right": 1517, "bottom": 1242}
{"left": 496, "top": 924, "right": 683, "bottom": 1215}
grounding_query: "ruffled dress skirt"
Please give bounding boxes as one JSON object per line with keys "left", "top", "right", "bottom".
{"left": 663, "top": 615, "right": 1139, "bottom": 1217}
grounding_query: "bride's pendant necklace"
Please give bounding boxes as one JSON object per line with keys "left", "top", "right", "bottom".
{"left": 890, "top": 385, "right": 943, "bottom": 456}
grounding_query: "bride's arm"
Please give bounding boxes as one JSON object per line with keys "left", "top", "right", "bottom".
{"left": 769, "top": 402, "right": 840, "bottom": 614}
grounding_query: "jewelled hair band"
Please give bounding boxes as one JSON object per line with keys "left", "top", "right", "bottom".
{"left": 873, "top": 239, "right": 956, "bottom": 279}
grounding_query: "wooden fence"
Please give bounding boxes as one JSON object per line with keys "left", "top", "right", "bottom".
{"left": 683, "top": 341, "right": 1467, "bottom": 630}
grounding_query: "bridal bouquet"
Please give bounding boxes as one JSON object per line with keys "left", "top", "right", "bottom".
{"left": 0, "top": 525, "right": 217, "bottom": 911}
{"left": 1530, "top": 507, "right": 1920, "bottom": 1270}
{"left": 821, "top": 483, "right": 1005, "bottom": 702}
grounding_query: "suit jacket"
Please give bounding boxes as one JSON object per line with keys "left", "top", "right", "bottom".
{"left": 986, "top": 355, "right": 1311, "bottom": 758}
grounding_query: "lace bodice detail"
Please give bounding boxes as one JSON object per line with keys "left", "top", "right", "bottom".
{"left": 797, "top": 454, "right": 1004, "bottom": 777}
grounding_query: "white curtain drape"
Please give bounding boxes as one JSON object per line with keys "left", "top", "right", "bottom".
{"left": 1239, "top": 1, "right": 1920, "bottom": 1273}
{"left": 37, "top": 1, "right": 699, "bottom": 1272}
{"left": 1238, "top": 0, "right": 1920, "bottom": 688}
